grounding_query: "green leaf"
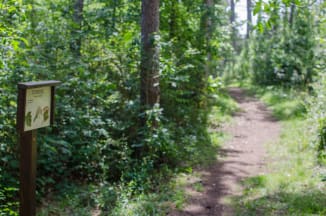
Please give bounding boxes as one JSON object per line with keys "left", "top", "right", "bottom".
{"left": 253, "top": 0, "right": 262, "bottom": 15}
{"left": 282, "top": 0, "right": 291, "bottom": 6}
{"left": 257, "top": 22, "right": 264, "bottom": 33}
{"left": 18, "top": 37, "right": 29, "bottom": 46}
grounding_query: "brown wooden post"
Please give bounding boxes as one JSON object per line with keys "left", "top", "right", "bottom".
{"left": 17, "top": 80, "right": 60, "bottom": 216}
{"left": 19, "top": 130, "right": 37, "bottom": 216}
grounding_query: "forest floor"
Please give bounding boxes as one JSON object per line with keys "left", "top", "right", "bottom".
{"left": 169, "top": 87, "right": 281, "bottom": 216}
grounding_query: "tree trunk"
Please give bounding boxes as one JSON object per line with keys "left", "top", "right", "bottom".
{"left": 203, "top": 0, "right": 214, "bottom": 77}
{"left": 230, "top": 0, "right": 236, "bottom": 49}
{"left": 246, "top": 0, "right": 252, "bottom": 39}
{"left": 230, "top": 0, "right": 235, "bottom": 24}
{"left": 289, "top": 2, "right": 295, "bottom": 28}
{"left": 70, "top": 0, "right": 84, "bottom": 57}
{"left": 140, "top": 0, "right": 160, "bottom": 125}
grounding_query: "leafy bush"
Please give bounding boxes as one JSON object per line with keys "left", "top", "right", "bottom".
{"left": 250, "top": 1, "right": 317, "bottom": 87}
{"left": 308, "top": 74, "right": 326, "bottom": 162}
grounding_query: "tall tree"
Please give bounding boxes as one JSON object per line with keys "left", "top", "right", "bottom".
{"left": 140, "top": 0, "right": 160, "bottom": 125}
{"left": 289, "top": 1, "right": 296, "bottom": 28}
{"left": 230, "top": 0, "right": 236, "bottom": 49}
{"left": 70, "top": 0, "right": 84, "bottom": 57}
{"left": 246, "top": 0, "right": 252, "bottom": 39}
{"left": 202, "top": 0, "right": 214, "bottom": 78}
{"left": 230, "top": 0, "right": 235, "bottom": 24}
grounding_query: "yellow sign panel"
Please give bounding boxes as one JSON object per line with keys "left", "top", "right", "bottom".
{"left": 24, "top": 86, "right": 51, "bottom": 131}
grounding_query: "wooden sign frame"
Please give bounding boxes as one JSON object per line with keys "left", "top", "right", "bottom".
{"left": 17, "top": 81, "right": 61, "bottom": 133}
{"left": 16, "top": 80, "right": 60, "bottom": 216}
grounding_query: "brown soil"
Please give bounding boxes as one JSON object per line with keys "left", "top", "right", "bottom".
{"left": 168, "top": 87, "right": 281, "bottom": 216}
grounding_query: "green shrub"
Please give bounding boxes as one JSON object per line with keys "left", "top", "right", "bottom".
{"left": 308, "top": 74, "right": 326, "bottom": 163}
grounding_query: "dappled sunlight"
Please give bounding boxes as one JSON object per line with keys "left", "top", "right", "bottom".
{"left": 0, "top": 0, "right": 324, "bottom": 215}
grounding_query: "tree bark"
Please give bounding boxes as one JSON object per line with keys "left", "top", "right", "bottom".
{"left": 203, "top": 0, "right": 214, "bottom": 77}
{"left": 246, "top": 0, "right": 252, "bottom": 39}
{"left": 70, "top": 0, "right": 84, "bottom": 57}
{"left": 289, "top": 2, "right": 296, "bottom": 28}
{"left": 140, "top": 0, "right": 160, "bottom": 125}
{"left": 230, "top": 0, "right": 236, "bottom": 49}
{"left": 230, "top": 0, "right": 235, "bottom": 24}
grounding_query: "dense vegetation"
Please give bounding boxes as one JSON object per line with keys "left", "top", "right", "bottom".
{"left": 0, "top": 0, "right": 325, "bottom": 215}
{"left": 239, "top": 0, "right": 326, "bottom": 157}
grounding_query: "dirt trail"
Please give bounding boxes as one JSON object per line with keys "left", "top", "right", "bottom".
{"left": 169, "top": 87, "right": 281, "bottom": 216}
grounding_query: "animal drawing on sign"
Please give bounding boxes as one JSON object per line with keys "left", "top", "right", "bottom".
{"left": 43, "top": 106, "right": 49, "bottom": 122}
{"left": 25, "top": 111, "right": 32, "bottom": 127}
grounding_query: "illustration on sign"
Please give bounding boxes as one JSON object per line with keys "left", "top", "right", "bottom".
{"left": 24, "top": 86, "right": 51, "bottom": 131}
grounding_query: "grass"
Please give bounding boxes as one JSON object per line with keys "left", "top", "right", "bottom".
{"left": 38, "top": 182, "right": 172, "bottom": 216}
{"left": 230, "top": 85, "right": 326, "bottom": 216}
{"left": 240, "top": 84, "right": 307, "bottom": 120}
{"left": 193, "top": 181, "right": 204, "bottom": 192}
{"left": 38, "top": 184, "right": 99, "bottom": 216}
{"left": 233, "top": 119, "right": 326, "bottom": 215}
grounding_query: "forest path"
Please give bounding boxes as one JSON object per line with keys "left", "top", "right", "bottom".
{"left": 169, "top": 87, "right": 281, "bottom": 216}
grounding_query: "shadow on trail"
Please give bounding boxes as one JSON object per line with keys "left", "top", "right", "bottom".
{"left": 256, "top": 103, "right": 279, "bottom": 122}
{"left": 229, "top": 88, "right": 279, "bottom": 123}
{"left": 227, "top": 88, "right": 256, "bottom": 104}
{"left": 170, "top": 148, "right": 252, "bottom": 216}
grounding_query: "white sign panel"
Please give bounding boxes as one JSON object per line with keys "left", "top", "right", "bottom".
{"left": 24, "top": 86, "right": 51, "bottom": 131}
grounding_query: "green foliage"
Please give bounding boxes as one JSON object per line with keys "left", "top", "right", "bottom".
{"left": 249, "top": 85, "right": 307, "bottom": 120}
{"left": 248, "top": 0, "right": 319, "bottom": 87}
{"left": 1, "top": 0, "right": 233, "bottom": 214}
{"left": 38, "top": 183, "right": 118, "bottom": 216}
{"left": 306, "top": 1, "right": 326, "bottom": 163}
{"left": 0, "top": 1, "right": 26, "bottom": 213}
{"left": 0, "top": 182, "right": 18, "bottom": 215}
{"left": 1, "top": 0, "right": 323, "bottom": 214}
{"left": 308, "top": 74, "right": 326, "bottom": 163}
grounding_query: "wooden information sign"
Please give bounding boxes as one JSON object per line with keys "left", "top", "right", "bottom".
{"left": 17, "top": 80, "right": 60, "bottom": 216}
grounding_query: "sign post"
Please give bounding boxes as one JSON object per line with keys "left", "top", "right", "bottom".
{"left": 17, "top": 81, "right": 61, "bottom": 216}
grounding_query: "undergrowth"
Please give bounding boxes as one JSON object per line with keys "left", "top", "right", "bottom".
{"left": 237, "top": 83, "right": 308, "bottom": 120}
{"left": 37, "top": 88, "right": 238, "bottom": 215}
